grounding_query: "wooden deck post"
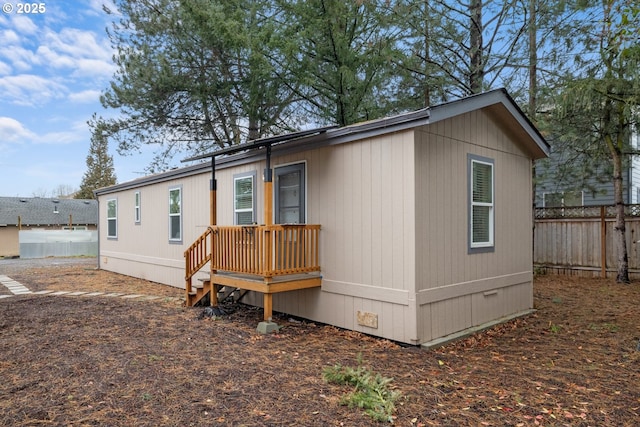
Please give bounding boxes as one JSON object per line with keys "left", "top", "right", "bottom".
{"left": 263, "top": 293, "right": 273, "bottom": 321}
{"left": 264, "top": 145, "right": 273, "bottom": 226}
{"left": 263, "top": 145, "right": 273, "bottom": 320}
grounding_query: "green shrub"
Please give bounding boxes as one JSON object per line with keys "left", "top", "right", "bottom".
{"left": 322, "top": 357, "right": 400, "bottom": 423}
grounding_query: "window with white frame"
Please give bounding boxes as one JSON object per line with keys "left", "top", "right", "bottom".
{"left": 234, "top": 172, "right": 255, "bottom": 225}
{"left": 469, "top": 155, "right": 494, "bottom": 252}
{"left": 107, "top": 198, "right": 117, "bottom": 239}
{"left": 134, "top": 191, "right": 141, "bottom": 223}
{"left": 169, "top": 187, "right": 182, "bottom": 242}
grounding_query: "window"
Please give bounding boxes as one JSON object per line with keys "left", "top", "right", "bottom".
{"left": 169, "top": 187, "right": 182, "bottom": 242}
{"left": 234, "top": 172, "right": 256, "bottom": 225}
{"left": 107, "top": 198, "right": 117, "bottom": 239}
{"left": 275, "top": 163, "right": 306, "bottom": 224}
{"left": 468, "top": 155, "right": 494, "bottom": 252}
{"left": 134, "top": 191, "right": 141, "bottom": 223}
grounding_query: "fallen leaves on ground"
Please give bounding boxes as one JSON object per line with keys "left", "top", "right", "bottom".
{"left": 0, "top": 260, "right": 638, "bottom": 426}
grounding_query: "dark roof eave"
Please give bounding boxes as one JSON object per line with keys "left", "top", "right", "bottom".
{"left": 182, "top": 125, "right": 339, "bottom": 163}
{"left": 428, "top": 88, "right": 550, "bottom": 158}
{"left": 95, "top": 89, "right": 549, "bottom": 195}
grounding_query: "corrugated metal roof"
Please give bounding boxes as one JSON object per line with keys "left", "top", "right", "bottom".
{"left": 0, "top": 197, "right": 98, "bottom": 226}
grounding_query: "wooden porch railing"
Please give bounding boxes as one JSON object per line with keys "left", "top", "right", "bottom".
{"left": 184, "top": 226, "right": 213, "bottom": 299}
{"left": 211, "top": 224, "right": 321, "bottom": 277}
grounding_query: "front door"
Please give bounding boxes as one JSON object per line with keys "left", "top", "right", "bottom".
{"left": 273, "top": 163, "right": 306, "bottom": 271}
{"left": 274, "top": 163, "right": 305, "bottom": 224}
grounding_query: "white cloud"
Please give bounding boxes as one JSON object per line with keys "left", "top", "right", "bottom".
{"left": 0, "top": 116, "right": 36, "bottom": 143}
{"left": 44, "top": 28, "right": 112, "bottom": 62}
{"left": 0, "top": 116, "right": 87, "bottom": 147}
{"left": 35, "top": 28, "right": 115, "bottom": 79}
{"left": 47, "top": 119, "right": 88, "bottom": 143}
{"left": 0, "top": 61, "right": 11, "bottom": 75}
{"left": 0, "top": 29, "right": 21, "bottom": 45}
{"left": 0, "top": 74, "right": 66, "bottom": 106}
{"left": 37, "top": 129, "right": 84, "bottom": 145}
{"left": 7, "top": 47, "right": 38, "bottom": 72}
{"left": 68, "top": 89, "right": 101, "bottom": 104}
{"left": 12, "top": 16, "right": 38, "bottom": 35}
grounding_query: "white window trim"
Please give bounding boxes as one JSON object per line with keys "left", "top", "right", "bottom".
{"left": 233, "top": 171, "right": 256, "bottom": 225}
{"left": 107, "top": 198, "right": 118, "bottom": 239}
{"left": 468, "top": 155, "right": 494, "bottom": 253}
{"left": 169, "top": 186, "right": 182, "bottom": 243}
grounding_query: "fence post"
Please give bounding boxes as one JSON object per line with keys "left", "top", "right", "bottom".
{"left": 601, "top": 206, "right": 606, "bottom": 278}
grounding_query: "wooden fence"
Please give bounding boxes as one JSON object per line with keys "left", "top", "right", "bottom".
{"left": 534, "top": 204, "right": 640, "bottom": 278}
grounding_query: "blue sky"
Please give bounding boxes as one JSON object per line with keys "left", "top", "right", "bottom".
{"left": 0, "top": 1, "right": 153, "bottom": 197}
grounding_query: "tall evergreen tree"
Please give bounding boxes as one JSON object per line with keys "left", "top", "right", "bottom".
{"left": 544, "top": 0, "right": 640, "bottom": 283}
{"left": 394, "top": 0, "right": 528, "bottom": 106}
{"left": 274, "top": 0, "right": 401, "bottom": 126}
{"left": 75, "top": 120, "right": 117, "bottom": 199}
{"left": 99, "top": 0, "right": 297, "bottom": 171}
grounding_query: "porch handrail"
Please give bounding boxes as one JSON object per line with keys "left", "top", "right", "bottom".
{"left": 184, "top": 226, "right": 213, "bottom": 297}
{"left": 211, "top": 224, "right": 321, "bottom": 277}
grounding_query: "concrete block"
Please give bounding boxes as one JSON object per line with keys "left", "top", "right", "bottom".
{"left": 256, "top": 321, "right": 280, "bottom": 334}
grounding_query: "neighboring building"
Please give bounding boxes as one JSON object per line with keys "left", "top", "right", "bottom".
{"left": 535, "top": 129, "right": 640, "bottom": 207}
{"left": 95, "top": 89, "right": 549, "bottom": 346}
{"left": 0, "top": 197, "right": 98, "bottom": 257}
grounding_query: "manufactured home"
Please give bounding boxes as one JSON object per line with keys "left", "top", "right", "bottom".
{"left": 95, "top": 89, "right": 549, "bottom": 346}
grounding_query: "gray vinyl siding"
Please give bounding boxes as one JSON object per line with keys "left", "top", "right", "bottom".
{"left": 534, "top": 133, "right": 640, "bottom": 207}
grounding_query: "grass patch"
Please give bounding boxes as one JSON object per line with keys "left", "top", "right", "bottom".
{"left": 322, "top": 355, "right": 400, "bottom": 423}
{"left": 589, "top": 322, "right": 619, "bottom": 332}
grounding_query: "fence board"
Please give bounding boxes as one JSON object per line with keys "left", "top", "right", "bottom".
{"left": 534, "top": 204, "right": 640, "bottom": 278}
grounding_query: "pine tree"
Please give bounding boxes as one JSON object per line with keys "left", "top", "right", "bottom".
{"left": 75, "top": 120, "right": 117, "bottom": 199}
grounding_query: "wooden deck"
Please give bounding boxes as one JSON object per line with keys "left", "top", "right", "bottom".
{"left": 185, "top": 224, "right": 322, "bottom": 320}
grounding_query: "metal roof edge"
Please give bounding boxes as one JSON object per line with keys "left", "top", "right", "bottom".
{"left": 94, "top": 89, "right": 549, "bottom": 195}
{"left": 428, "top": 88, "right": 550, "bottom": 158}
{"left": 94, "top": 162, "right": 212, "bottom": 196}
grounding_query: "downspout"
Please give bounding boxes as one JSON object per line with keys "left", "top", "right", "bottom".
{"left": 208, "top": 155, "right": 219, "bottom": 309}
{"left": 210, "top": 156, "right": 217, "bottom": 226}
{"left": 94, "top": 191, "right": 100, "bottom": 270}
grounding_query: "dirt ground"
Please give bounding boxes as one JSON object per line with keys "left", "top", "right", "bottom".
{"left": 0, "top": 258, "right": 638, "bottom": 426}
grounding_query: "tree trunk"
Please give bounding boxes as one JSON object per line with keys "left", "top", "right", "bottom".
{"left": 529, "top": 0, "right": 537, "bottom": 264}
{"left": 611, "top": 149, "right": 630, "bottom": 283}
{"left": 423, "top": 0, "right": 431, "bottom": 107}
{"left": 469, "top": 0, "right": 483, "bottom": 93}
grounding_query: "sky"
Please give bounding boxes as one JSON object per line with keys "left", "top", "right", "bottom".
{"left": 0, "top": 1, "right": 154, "bottom": 197}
